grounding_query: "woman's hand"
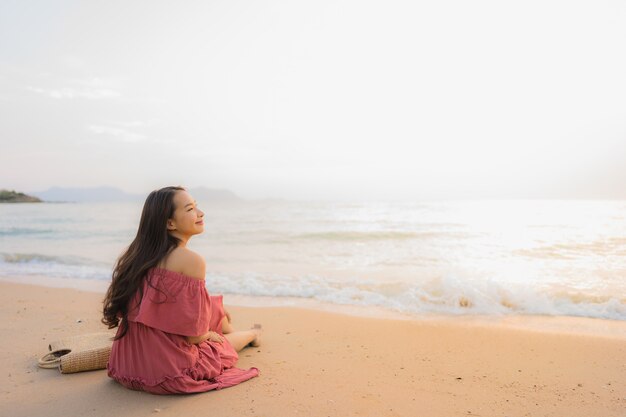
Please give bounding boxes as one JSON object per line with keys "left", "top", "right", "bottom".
{"left": 206, "top": 331, "right": 224, "bottom": 343}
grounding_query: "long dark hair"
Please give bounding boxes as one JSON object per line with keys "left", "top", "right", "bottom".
{"left": 102, "top": 185, "right": 185, "bottom": 340}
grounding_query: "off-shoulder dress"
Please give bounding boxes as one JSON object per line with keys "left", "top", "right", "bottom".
{"left": 106, "top": 267, "right": 260, "bottom": 394}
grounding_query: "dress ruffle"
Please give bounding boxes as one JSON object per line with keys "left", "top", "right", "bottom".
{"left": 127, "top": 267, "right": 215, "bottom": 337}
{"left": 108, "top": 339, "right": 259, "bottom": 394}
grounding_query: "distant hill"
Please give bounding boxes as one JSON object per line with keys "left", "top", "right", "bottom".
{"left": 30, "top": 186, "right": 243, "bottom": 203}
{"left": 0, "top": 189, "right": 43, "bottom": 203}
{"left": 31, "top": 186, "right": 138, "bottom": 202}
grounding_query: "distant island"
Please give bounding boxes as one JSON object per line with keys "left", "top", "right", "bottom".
{"left": 25, "top": 186, "right": 243, "bottom": 203}
{"left": 0, "top": 189, "right": 43, "bottom": 203}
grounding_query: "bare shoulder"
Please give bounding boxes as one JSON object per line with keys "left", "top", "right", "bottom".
{"left": 160, "top": 247, "right": 206, "bottom": 280}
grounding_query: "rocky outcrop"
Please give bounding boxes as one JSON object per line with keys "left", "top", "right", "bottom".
{"left": 0, "top": 189, "right": 43, "bottom": 203}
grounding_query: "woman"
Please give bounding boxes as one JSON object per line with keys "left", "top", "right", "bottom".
{"left": 102, "top": 185, "right": 261, "bottom": 394}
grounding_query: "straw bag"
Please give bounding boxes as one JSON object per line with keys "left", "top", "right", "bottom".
{"left": 38, "top": 332, "right": 116, "bottom": 374}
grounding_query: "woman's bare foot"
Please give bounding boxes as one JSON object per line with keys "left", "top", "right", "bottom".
{"left": 249, "top": 323, "right": 262, "bottom": 347}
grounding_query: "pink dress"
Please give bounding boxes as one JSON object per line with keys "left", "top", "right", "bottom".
{"left": 106, "top": 267, "right": 260, "bottom": 394}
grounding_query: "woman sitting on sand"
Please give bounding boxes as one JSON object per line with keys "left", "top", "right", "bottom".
{"left": 102, "top": 185, "right": 261, "bottom": 394}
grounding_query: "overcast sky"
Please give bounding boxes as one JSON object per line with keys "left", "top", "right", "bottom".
{"left": 1, "top": 0, "right": 625, "bottom": 201}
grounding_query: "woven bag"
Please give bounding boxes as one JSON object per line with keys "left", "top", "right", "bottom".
{"left": 38, "top": 332, "right": 116, "bottom": 374}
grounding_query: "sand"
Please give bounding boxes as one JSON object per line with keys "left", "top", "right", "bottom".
{"left": 1, "top": 279, "right": 625, "bottom": 417}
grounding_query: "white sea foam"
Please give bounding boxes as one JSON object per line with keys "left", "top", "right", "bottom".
{"left": 204, "top": 270, "right": 626, "bottom": 321}
{"left": 1, "top": 251, "right": 624, "bottom": 320}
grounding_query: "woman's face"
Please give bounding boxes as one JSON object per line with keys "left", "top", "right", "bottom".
{"left": 167, "top": 190, "right": 204, "bottom": 237}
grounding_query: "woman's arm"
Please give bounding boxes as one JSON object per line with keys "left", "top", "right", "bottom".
{"left": 186, "top": 331, "right": 210, "bottom": 345}
{"left": 185, "top": 330, "right": 224, "bottom": 345}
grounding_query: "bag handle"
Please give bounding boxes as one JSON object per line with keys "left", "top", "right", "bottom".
{"left": 38, "top": 349, "right": 70, "bottom": 369}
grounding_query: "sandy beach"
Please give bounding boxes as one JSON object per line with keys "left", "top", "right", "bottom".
{"left": 1, "top": 279, "right": 625, "bottom": 417}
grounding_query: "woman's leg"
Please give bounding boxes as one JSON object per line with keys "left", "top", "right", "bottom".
{"left": 220, "top": 315, "right": 235, "bottom": 334}
{"left": 223, "top": 325, "right": 262, "bottom": 352}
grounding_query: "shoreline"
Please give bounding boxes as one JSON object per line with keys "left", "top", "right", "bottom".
{"left": 1, "top": 279, "right": 625, "bottom": 416}
{"left": 1, "top": 273, "right": 625, "bottom": 341}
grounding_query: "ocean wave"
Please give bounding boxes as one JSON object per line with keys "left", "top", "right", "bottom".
{"left": 0, "top": 252, "right": 111, "bottom": 280}
{"left": 514, "top": 237, "right": 626, "bottom": 259}
{"left": 2, "top": 253, "right": 624, "bottom": 321}
{"left": 294, "top": 230, "right": 463, "bottom": 241}
{"left": 0, "top": 227, "right": 56, "bottom": 236}
{"left": 1, "top": 252, "right": 90, "bottom": 265}
{"left": 204, "top": 272, "right": 626, "bottom": 321}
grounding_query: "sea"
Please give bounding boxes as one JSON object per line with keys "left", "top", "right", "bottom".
{"left": 1, "top": 199, "right": 625, "bottom": 321}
